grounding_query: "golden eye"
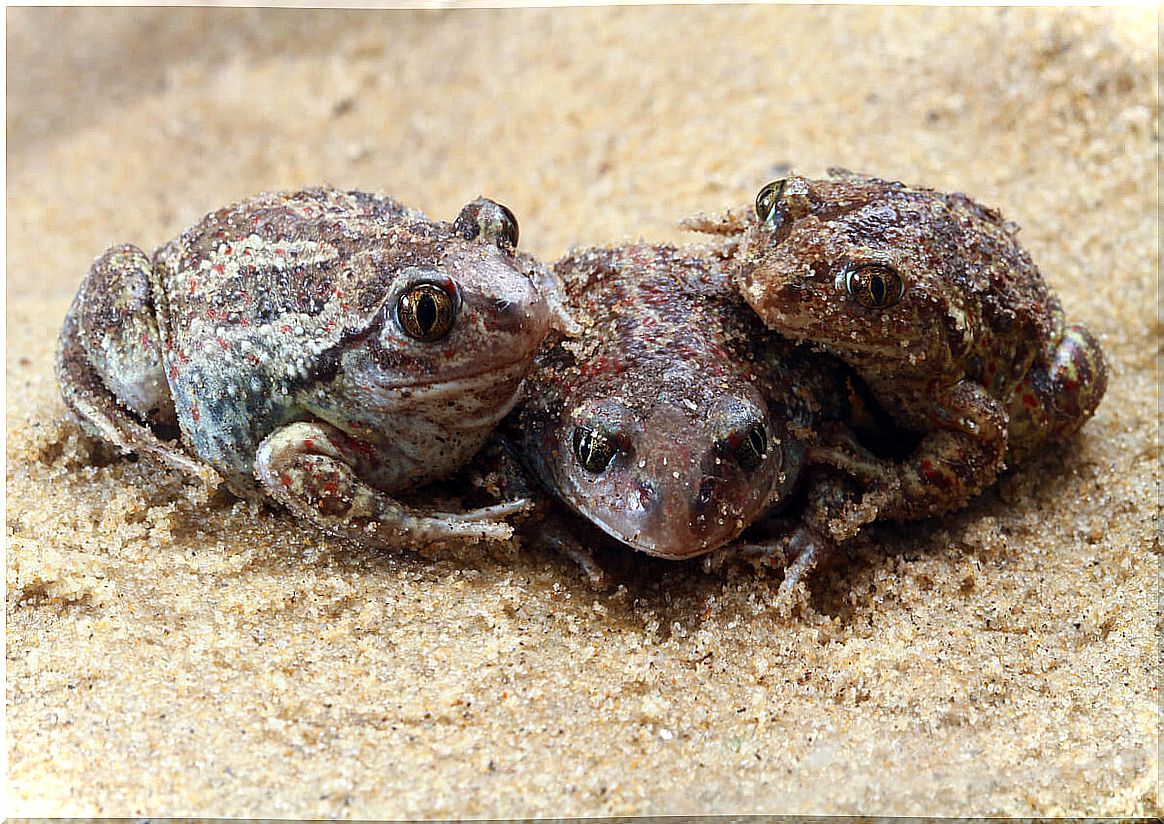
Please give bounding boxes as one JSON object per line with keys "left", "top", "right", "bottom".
{"left": 734, "top": 422, "right": 768, "bottom": 471}
{"left": 755, "top": 179, "right": 787, "bottom": 224}
{"left": 572, "top": 425, "right": 617, "bottom": 473}
{"left": 843, "top": 263, "right": 905, "bottom": 310}
{"left": 396, "top": 283, "right": 456, "bottom": 341}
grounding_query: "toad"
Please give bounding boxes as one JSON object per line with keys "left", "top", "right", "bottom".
{"left": 513, "top": 241, "right": 889, "bottom": 591}
{"left": 57, "top": 187, "right": 567, "bottom": 549}
{"left": 689, "top": 169, "right": 1107, "bottom": 530}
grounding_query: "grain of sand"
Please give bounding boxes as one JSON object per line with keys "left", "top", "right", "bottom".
{"left": 6, "top": 6, "right": 1159, "bottom": 817}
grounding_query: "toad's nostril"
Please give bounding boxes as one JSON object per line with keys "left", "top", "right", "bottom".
{"left": 488, "top": 292, "right": 538, "bottom": 333}
{"left": 697, "top": 477, "right": 716, "bottom": 507}
{"left": 637, "top": 481, "right": 654, "bottom": 510}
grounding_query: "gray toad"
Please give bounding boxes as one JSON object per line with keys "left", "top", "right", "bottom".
{"left": 57, "top": 187, "right": 566, "bottom": 549}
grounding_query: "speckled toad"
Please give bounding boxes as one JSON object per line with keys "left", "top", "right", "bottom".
{"left": 57, "top": 187, "right": 567, "bottom": 549}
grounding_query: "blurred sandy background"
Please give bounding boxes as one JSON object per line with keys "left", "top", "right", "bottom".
{"left": 6, "top": 5, "right": 1158, "bottom": 817}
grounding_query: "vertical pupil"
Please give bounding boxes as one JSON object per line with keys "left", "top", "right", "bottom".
{"left": 582, "top": 433, "right": 596, "bottom": 464}
{"left": 749, "top": 427, "right": 764, "bottom": 455}
{"left": 573, "top": 426, "right": 615, "bottom": 472}
{"left": 416, "top": 293, "right": 437, "bottom": 332}
{"left": 870, "top": 275, "right": 886, "bottom": 305}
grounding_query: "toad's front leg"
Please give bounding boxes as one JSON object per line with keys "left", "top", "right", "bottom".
{"left": 702, "top": 470, "right": 860, "bottom": 601}
{"left": 814, "top": 379, "right": 1008, "bottom": 529}
{"left": 889, "top": 379, "right": 1009, "bottom": 520}
{"left": 255, "top": 420, "right": 530, "bottom": 550}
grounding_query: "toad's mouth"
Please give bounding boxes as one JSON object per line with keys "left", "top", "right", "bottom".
{"left": 579, "top": 508, "right": 733, "bottom": 560}
{"left": 566, "top": 482, "right": 751, "bottom": 561}
{"left": 371, "top": 353, "right": 533, "bottom": 393}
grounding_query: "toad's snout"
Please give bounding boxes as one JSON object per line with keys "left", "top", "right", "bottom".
{"left": 571, "top": 407, "right": 770, "bottom": 560}
{"left": 462, "top": 256, "right": 551, "bottom": 347}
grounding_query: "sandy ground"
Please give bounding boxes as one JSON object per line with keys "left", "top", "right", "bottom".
{"left": 5, "top": 6, "right": 1159, "bottom": 817}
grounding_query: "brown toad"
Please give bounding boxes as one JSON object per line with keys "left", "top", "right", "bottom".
{"left": 691, "top": 170, "right": 1107, "bottom": 529}
{"left": 514, "top": 241, "right": 886, "bottom": 590}
{"left": 57, "top": 187, "right": 568, "bottom": 549}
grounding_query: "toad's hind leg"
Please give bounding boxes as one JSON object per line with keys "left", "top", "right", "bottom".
{"left": 55, "top": 244, "right": 219, "bottom": 485}
{"left": 1006, "top": 323, "right": 1108, "bottom": 461}
{"left": 255, "top": 421, "right": 531, "bottom": 551}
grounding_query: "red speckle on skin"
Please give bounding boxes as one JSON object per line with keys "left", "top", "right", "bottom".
{"left": 217, "top": 337, "right": 229, "bottom": 350}
{"left": 337, "top": 432, "right": 377, "bottom": 461}
{"left": 245, "top": 354, "right": 261, "bottom": 366}
{"left": 140, "top": 332, "right": 151, "bottom": 347}
{"left": 1062, "top": 377, "right": 1078, "bottom": 392}
{"left": 276, "top": 247, "right": 286, "bottom": 256}
{"left": 280, "top": 325, "right": 292, "bottom": 334}
{"left": 1023, "top": 393, "right": 1038, "bottom": 409}
{"left": 323, "top": 481, "right": 338, "bottom": 495}
{"left": 281, "top": 473, "right": 293, "bottom": 488}
{"left": 212, "top": 263, "right": 225, "bottom": 275}
{"left": 178, "top": 350, "right": 189, "bottom": 363}
{"left": 191, "top": 404, "right": 201, "bottom": 423}
{"left": 169, "top": 365, "right": 179, "bottom": 380}
{"left": 304, "top": 438, "right": 315, "bottom": 450}
{"left": 223, "top": 245, "right": 232, "bottom": 255}
{"left": 579, "top": 356, "right": 625, "bottom": 378}
{"left": 920, "top": 460, "right": 954, "bottom": 489}
{"left": 188, "top": 278, "right": 198, "bottom": 294}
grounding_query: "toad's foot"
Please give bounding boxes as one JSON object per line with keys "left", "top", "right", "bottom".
{"left": 807, "top": 424, "right": 902, "bottom": 540}
{"left": 701, "top": 522, "right": 837, "bottom": 606}
{"left": 255, "top": 420, "right": 530, "bottom": 550}
{"left": 679, "top": 206, "right": 754, "bottom": 237}
{"left": 775, "top": 525, "right": 834, "bottom": 602}
{"left": 469, "top": 434, "right": 614, "bottom": 590}
{"left": 540, "top": 527, "right": 613, "bottom": 590}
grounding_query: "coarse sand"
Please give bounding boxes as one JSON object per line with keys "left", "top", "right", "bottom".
{"left": 5, "top": 5, "right": 1159, "bottom": 817}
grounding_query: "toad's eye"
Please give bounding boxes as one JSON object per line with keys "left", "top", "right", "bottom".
{"left": 755, "top": 179, "right": 787, "bottom": 224}
{"left": 733, "top": 421, "right": 768, "bottom": 471}
{"left": 491, "top": 202, "right": 520, "bottom": 251}
{"left": 453, "top": 197, "right": 520, "bottom": 252}
{"left": 572, "top": 425, "right": 618, "bottom": 474}
{"left": 843, "top": 263, "right": 905, "bottom": 310}
{"left": 396, "top": 283, "right": 456, "bottom": 341}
